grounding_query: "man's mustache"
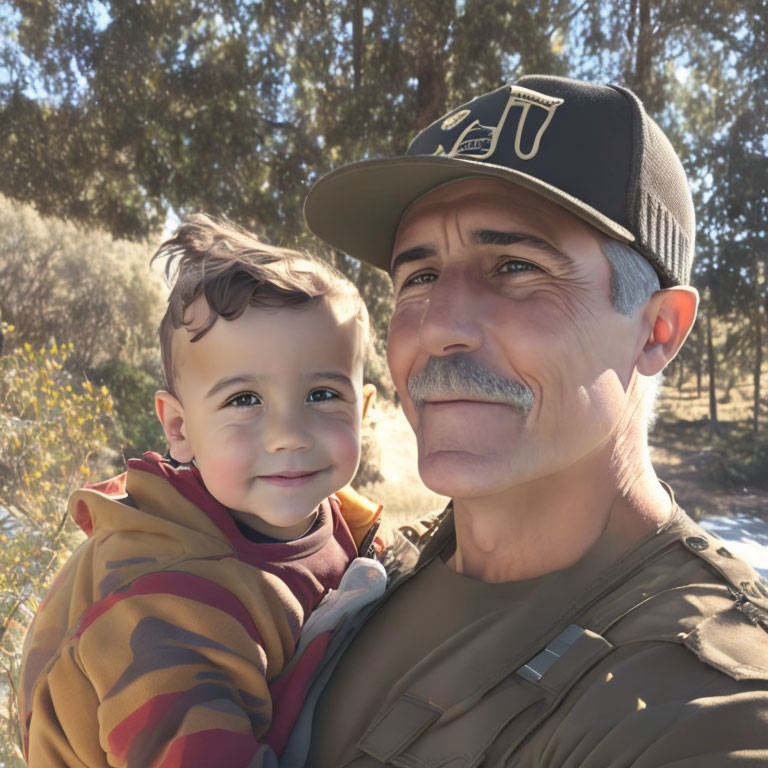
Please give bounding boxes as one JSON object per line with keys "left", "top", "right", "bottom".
{"left": 407, "top": 354, "right": 534, "bottom": 415}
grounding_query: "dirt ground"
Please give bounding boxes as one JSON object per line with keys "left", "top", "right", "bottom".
{"left": 651, "top": 382, "right": 768, "bottom": 521}
{"left": 650, "top": 426, "right": 768, "bottom": 521}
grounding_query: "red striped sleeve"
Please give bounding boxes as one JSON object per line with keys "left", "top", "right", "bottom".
{"left": 74, "top": 571, "right": 263, "bottom": 646}
{"left": 108, "top": 683, "right": 265, "bottom": 761}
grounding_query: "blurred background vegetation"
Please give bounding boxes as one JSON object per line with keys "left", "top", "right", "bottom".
{"left": 0, "top": 0, "right": 766, "bottom": 762}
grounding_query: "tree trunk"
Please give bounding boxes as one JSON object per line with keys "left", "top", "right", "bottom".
{"left": 629, "top": 0, "right": 653, "bottom": 105}
{"left": 754, "top": 305, "right": 763, "bottom": 434}
{"left": 695, "top": 320, "right": 703, "bottom": 397}
{"left": 413, "top": 0, "right": 453, "bottom": 130}
{"left": 707, "top": 312, "right": 719, "bottom": 435}
{"left": 352, "top": 0, "right": 364, "bottom": 93}
{"left": 723, "top": 372, "right": 736, "bottom": 402}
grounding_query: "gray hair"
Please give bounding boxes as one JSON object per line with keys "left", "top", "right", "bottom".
{"left": 601, "top": 239, "right": 663, "bottom": 429}
{"left": 601, "top": 239, "right": 660, "bottom": 317}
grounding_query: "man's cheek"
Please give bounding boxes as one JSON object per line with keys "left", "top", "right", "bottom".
{"left": 387, "top": 304, "right": 420, "bottom": 366}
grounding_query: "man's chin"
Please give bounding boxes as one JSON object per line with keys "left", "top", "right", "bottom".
{"left": 417, "top": 450, "right": 512, "bottom": 499}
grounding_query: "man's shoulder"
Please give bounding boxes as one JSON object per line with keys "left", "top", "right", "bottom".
{"left": 517, "top": 513, "right": 768, "bottom": 764}
{"left": 603, "top": 509, "right": 768, "bottom": 684}
{"left": 50, "top": 459, "right": 235, "bottom": 619}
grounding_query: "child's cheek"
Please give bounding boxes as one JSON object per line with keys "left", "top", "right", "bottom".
{"left": 222, "top": 428, "right": 260, "bottom": 467}
{"left": 327, "top": 421, "right": 363, "bottom": 481}
{"left": 206, "top": 429, "right": 259, "bottom": 485}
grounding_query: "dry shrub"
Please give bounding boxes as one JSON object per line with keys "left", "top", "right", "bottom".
{"left": 0, "top": 327, "right": 114, "bottom": 765}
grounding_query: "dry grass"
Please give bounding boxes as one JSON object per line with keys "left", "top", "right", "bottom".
{"left": 655, "top": 375, "right": 760, "bottom": 424}
{"left": 357, "top": 400, "right": 448, "bottom": 527}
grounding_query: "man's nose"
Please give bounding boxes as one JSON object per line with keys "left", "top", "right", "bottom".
{"left": 263, "top": 407, "right": 313, "bottom": 453}
{"left": 417, "top": 269, "right": 483, "bottom": 356}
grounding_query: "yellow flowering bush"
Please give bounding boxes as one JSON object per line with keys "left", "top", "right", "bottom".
{"left": 0, "top": 325, "right": 114, "bottom": 764}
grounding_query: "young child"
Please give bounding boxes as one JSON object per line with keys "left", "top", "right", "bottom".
{"left": 18, "top": 215, "right": 384, "bottom": 767}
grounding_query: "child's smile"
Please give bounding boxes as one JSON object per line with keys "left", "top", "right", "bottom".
{"left": 158, "top": 295, "right": 369, "bottom": 538}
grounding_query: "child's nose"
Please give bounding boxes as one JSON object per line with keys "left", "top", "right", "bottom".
{"left": 263, "top": 408, "right": 313, "bottom": 453}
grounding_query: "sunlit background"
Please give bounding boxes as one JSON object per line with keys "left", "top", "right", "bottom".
{"left": 0, "top": 2, "right": 766, "bottom": 763}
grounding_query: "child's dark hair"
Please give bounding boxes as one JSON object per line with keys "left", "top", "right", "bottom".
{"left": 152, "top": 214, "right": 369, "bottom": 396}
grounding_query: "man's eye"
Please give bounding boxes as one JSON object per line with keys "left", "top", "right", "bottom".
{"left": 226, "top": 392, "right": 262, "bottom": 408}
{"left": 307, "top": 388, "right": 339, "bottom": 403}
{"left": 498, "top": 259, "right": 539, "bottom": 274}
{"left": 400, "top": 271, "right": 436, "bottom": 290}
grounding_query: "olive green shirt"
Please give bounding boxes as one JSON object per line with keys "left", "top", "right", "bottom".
{"left": 306, "top": 506, "right": 768, "bottom": 767}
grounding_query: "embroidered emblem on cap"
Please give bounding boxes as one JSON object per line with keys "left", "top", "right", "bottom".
{"left": 441, "top": 109, "right": 471, "bottom": 131}
{"left": 433, "top": 85, "right": 564, "bottom": 162}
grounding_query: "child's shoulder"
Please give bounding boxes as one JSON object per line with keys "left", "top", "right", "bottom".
{"left": 69, "top": 452, "right": 230, "bottom": 564}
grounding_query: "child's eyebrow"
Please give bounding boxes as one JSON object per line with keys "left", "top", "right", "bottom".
{"left": 205, "top": 375, "right": 254, "bottom": 399}
{"left": 312, "top": 372, "right": 354, "bottom": 388}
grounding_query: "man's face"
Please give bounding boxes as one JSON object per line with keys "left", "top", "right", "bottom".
{"left": 171, "top": 296, "right": 365, "bottom": 535}
{"left": 387, "top": 178, "right": 647, "bottom": 500}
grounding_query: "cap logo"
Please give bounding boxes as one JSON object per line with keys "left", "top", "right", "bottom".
{"left": 434, "top": 85, "right": 564, "bottom": 162}
{"left": 441, "top": 109, "right": 471, "bottom": 131}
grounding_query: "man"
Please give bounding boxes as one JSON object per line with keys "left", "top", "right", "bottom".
{"left": 299, "top": 75, "right": 768, "bottom": 766}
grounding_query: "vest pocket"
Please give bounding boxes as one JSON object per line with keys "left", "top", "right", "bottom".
{"left": 358, "top": 677, "right": 544, "bottom": 767}
{"left": 356, "top": 627, "right": 613, "bottom": 767}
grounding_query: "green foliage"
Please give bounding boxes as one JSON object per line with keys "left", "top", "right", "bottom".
{"left": 0, "top": 328, "right": 115, "bottom": 765}
{"left": 0, "top": 195, "right": 165, "bottom": 372}
{"left": 92, "top": 357, "right": 166, "bottom": 460}
{"left": 1, "top": 1, "right": 765, "bottom": 403}
{"left": 0, "top": 0, "right": 574, "bottom": 241}
{"left": 1, "top": 0, "right": 765, "bottom": 422}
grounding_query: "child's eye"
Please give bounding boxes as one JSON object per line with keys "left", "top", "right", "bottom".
{"left": 307, "top": 388, "right": 339, "bottom": 403}
{"left": 226, "top": 392, "right": 262, "bottom": 408}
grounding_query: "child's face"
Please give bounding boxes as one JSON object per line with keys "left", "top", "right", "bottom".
{"left": 158, "top": 296, "right": 368, "bottom": 537}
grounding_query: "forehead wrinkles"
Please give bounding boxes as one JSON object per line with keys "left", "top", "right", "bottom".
{"left": 397, "top": 191, "right": 560, "bottom": 258}
{"left": 396, "top": 199, "right": 473, "bottom": 256}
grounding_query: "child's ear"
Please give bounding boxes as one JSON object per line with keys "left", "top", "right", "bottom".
{"left": 636, "top": 286, "right": 699, "bottom": 376}
{"left": 361, "top": 383, "right": 377, "bottom": 422}
{"left": 155, "top": 391, "right": 194, "bottom": 463}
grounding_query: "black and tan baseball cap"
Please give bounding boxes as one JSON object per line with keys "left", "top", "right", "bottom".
{"left": 304, "top": 75, "right": 695, "bottom": 286}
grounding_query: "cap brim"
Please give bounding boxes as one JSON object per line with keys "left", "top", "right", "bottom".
{"left": 304, "top": 155, "right": 635, "bottom": 272}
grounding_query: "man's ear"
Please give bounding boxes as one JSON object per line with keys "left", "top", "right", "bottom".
{"left": 361, "top": 383, "right": 377, "bottom": 422}
{"left": 155, "top": 390, "right": 194, "bottom": 463}
{"left": 636, "top": 286, "right": 699, "bottom": 376}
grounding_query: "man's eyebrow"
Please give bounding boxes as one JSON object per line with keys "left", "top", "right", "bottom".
{"left": 390, "top": 245, "right": 437, "bottom": 279}
{"left": 390, "top": 232, "right": 571, "bottom": 278}
{"left": 205, "top": 375, "right": 255, "bottom": 400}
{"left": 471, "top": 229, "right": 572, "bottom": 264}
